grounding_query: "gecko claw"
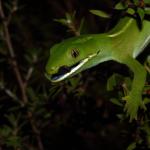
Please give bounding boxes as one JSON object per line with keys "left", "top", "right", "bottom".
{"left": 123, "top": 94, "right": 146, "bottom": 122}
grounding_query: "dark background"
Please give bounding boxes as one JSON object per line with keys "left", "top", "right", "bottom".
{"left": 0, "top": 0, "right": 150, "bottom": 150}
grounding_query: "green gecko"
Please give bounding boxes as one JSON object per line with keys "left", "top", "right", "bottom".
{"left": 45, "top": 16, "right": 150, "bottom": 121}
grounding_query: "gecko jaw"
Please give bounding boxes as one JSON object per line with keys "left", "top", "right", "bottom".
{"left": 50, "top": 58, "right": 88, "bottom": 82}
{"left": 47, "top": 53, "right": 97, "bottom": 82}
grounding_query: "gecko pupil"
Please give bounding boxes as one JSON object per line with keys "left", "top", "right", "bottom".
{"left": 71, "top": 49, "right": 79, "bottom": 58}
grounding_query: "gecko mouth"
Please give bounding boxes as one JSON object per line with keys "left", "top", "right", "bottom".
{"left": 51, "top": 62, "right": 81, "bottom": 82}
{"left": 46, "top": 52, "right": 98, "bottom": 82}
{"left": 47, "top": 58, "right": 89, "bottom": 82}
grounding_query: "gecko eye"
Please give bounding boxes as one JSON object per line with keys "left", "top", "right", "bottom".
{"left": 71, "top": 49, "right": 79, "bottom": 58}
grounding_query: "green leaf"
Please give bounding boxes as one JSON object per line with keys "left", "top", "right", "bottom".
{"left": 54, "top": 18, "right": 68, "bottom": 25}
{"left": 127, "top": 142, "right": 137, "bottom": 150}
{"left": 49, "top": 84, "right": 62, "bottom": 99}
{"left": 5, "top": 114, "right": 17, "bottom": 127}
{"left": 144, "top": 98, "right": 150, "bottom": 105}
{"left": 4, "top": 2, "right": 12, "bottom": 11}
{"left": 133, "top": 0, "right": 139, "bottom": 5}
{"left": 90, "top": 9, "right": 110, "bottom": 18}
{"left": 78, "top": 18, "right": 84, "bottom": 33}
{"left": 117, "top": 114, "right": 124, "bottom": 120}
{"left": 107, "top": 73, "right": 124, "bottom": 91}
{"left": 0, "top": 126, "right": 12, "bottom": 137}
{"left": 65, "top": 13, "right": 72, "bottom": 24}
{"left": 115, "top": 2, "right": 126, "bottom": 10}
{"left": 127, "top": 8, "right": 135, "bottom": 15}
{"left": 54, "top": 12, "right": 76, "bottom": 26}
{"left": 144, "top": 0, "right": 150, "bottom": 4}
{"left": 44, "top": 113, "right": 52, "bottom": 119}
{"left": 65, "top": 12, "right": 76, "bottom": 23}
{"left": 6, "top": 136, "right": 21, "bottom": 147}
{"left": 124, "top": 77, "right": 132, "bottom": 90}
{"left": 0, "top": 43, "right": 8, "bottom": 55}
{"left": 137, "top": 8, "right": 145, "bottom": 21}
{"left": 145, "top": 7, "right": 150, "bottom": 15}
{"left": 107, "top": 74, "right": 117, "bottom": 91}
{"left": 122, "top": 77, "right": 132, "bottom": 96}
{"left": 110, "top": 98, "right": 123, "bottom": 107}
{"left": 147, "top": 55, "right": 150, "bottom": 65}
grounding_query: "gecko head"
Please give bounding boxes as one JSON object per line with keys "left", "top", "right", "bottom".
{"left": 45, "top": 35, "right": 101, "bottom": 82}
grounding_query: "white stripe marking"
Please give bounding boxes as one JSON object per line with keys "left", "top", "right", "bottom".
{"left": 133, "top": 34, "right": 150, "bottom": 58}
{"left": 108, "top": 19, "right": 133, "bottom": 38}
{"left": 51, "top": 53, "right": 97, "bottom": 82}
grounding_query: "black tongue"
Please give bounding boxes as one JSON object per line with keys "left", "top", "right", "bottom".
{"left": 51, "top": 66, "right": 71, "bottom": 80}
{"left": 51, "top": 61, "right": 81, "bottom": 81}
{"left": 58, "top": 66, "right": 71, "bottom": 74}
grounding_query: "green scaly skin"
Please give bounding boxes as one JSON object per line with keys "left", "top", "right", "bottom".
{"left": 45, "top": 16, "right": 150, "bottom": 121}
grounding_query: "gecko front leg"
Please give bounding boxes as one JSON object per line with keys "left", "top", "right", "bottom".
{"left": 116, "top": 56, "right": 147, "bottom": 121}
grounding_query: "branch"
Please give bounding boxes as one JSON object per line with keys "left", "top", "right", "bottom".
{"left": 0, "top": 1, "right": 44, "bottom": 150}
{"left": 24, "top": 66, "right": 34, "bottom": 88}
{"left": 0, "top": 0, "right": 27, "bottom": 104}
{"left": 0, "top": 82, "right": 18, "bottom": 101}
{"left": 7, "top": 0, "right": 18, "bottom": 25}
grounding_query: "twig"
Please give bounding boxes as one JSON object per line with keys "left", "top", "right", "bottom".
{"left": 0, "top": 1, "right": 44, "bottom": 150}
{"left": 24, "top": 55, "right": 37, "bottom": 88}
{"left": 24, "top": 66, "right": 34, "bottom": 88}
{"left": 68, "top": 23, "right": 80, "bottom": 36}
{"left": 0, "top": 0, "right": 27, "bottom": 104}
{"left": 27, "top": 111, "right": 44, "bottom": 150}
{"left": 0, "top": 82, "right": 18, "bottom": 101}
{"left": 7, "top": 0, "right": 18, "bottom": 25}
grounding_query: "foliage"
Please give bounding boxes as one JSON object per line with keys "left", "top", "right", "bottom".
{"left": 0, "top": 0, "right": 150, "bottom": 150}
